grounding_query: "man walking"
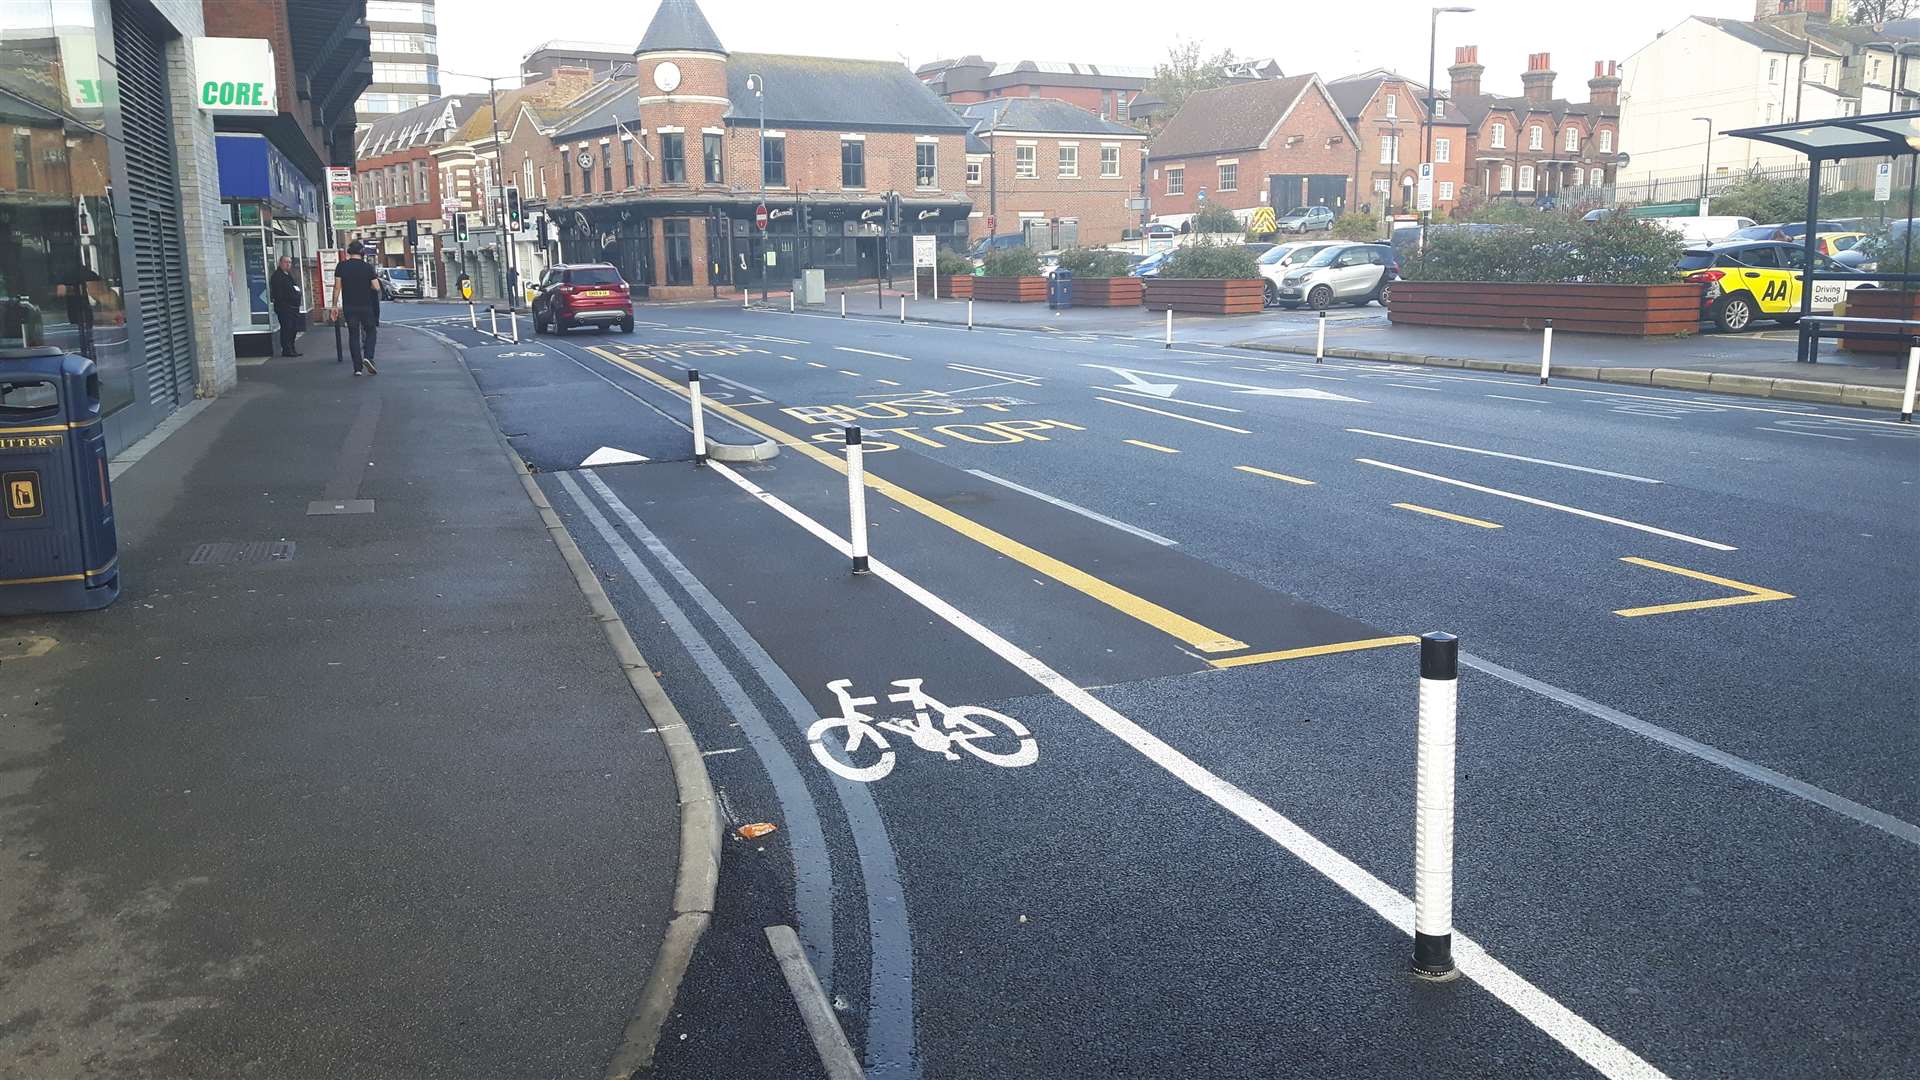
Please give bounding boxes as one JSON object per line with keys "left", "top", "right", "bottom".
{"left": 269, "top": 256, "right": 302, "bottom": 357}
{"left": 332, "top": 241, "right": 379, "bottom": 375}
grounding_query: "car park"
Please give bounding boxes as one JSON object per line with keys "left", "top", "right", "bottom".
{"left": 1673, "top": 239, "right": 1857, "bottom": 332}
{"left": 1274, "top": 206, "right": 1336, "bottom": 235}
{"left": 533, "top": 263, "right": 635, "bottom": 334}
{"left": 1271, "top": 242, "right": 1397, "bottom": 309}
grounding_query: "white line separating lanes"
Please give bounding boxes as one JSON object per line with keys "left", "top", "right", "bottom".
{"left": 1346, "top": 430, "right": 1664, "bottom": 484}
{"left": 838, "top": 346, "right": 912, "bottom": 361}
{"left": 1095, "top": 396, "right": 1254, "bottom": 434}
{"left": 1358, "top": 459, "right": 1734, "bottom": 551}
{"left": 964, "top": 469, "right": 1179, "bottom": 547}
{"left": 703, "top": 457, "right": 1671, "bottom": 1080}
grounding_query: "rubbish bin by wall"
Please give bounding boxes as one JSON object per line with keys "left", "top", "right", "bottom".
{"left": 0, "top": 347, "right": 119, "bottom": 614}
{"left": 1049, "top": 268, "right": 1074, "bottom": 309}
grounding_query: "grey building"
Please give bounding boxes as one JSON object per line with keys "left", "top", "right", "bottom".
{"left": 360, "top": 0, "right": 438, "bottom": 118}
{"left": 522, "top": 40, "right": 634, "bottom": 83}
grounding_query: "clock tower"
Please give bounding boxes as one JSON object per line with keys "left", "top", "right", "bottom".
{"left": 634, "top": 0, "right": 730, "bottom": 189}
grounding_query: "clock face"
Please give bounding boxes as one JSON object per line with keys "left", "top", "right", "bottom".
{"left": 654, "top": 62, "right": 682, "bottom": 93}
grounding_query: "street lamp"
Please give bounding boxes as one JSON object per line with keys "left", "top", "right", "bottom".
{"left": 746, "top": 72, "right": 766, "bottom": 298}
{"left": 1694, "top": 116, "right": 1714, "bottom": 216}
{"left": 1424, "top": 6, "right": 1473, "bottom": 221}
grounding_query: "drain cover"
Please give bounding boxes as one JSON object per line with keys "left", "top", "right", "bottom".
{"left": 189, "top": 541, "right": 297, "bottom": 566}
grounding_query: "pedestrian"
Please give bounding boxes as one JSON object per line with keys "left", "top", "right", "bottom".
{"left": 507, "top": 265, "right": 519, "bottom": 309}
{"left": 331, "top": 241, "right": 379, "bottom": 376}
{"left": 269, "top": 256, "right": 302, "bottom": 357}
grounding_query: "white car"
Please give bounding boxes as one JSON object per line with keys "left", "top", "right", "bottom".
{"left": 1257, "top": 241, "right": 1342, "bottom": 306}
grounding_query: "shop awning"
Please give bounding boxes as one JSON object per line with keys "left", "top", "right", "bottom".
{"left": 1724, "top": 109, "right": 1920, "bottom": 161}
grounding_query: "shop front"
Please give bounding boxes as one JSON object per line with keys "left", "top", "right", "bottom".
{"left": 216, "top": 133, "right": 320, "bottom": 357}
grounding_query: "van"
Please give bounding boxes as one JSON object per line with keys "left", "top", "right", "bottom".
{"left": 1652, "top": 216, "right": 1757, "bottom": 245}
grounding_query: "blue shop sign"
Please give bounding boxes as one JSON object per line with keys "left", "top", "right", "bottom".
{"left": 215, "top": 133, "right": 318, "bottom": 220}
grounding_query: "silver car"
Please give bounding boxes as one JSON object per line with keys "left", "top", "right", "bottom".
{"left": 1273, "top": 243, "right": 1395, "bottom": 310}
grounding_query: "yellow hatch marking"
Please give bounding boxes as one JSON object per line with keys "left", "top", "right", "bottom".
{"left": 1394, "top": 503, "right": 1502, "bottom": 529}
{"left": 1211, "top": 636, "right": 1421, "bottom": 669}
{"left": 1123, "top": 439, "right": 1179, "bottom": 454}
{"left": 1614, "top": 557, "right": 1794, "bottom": 618}
{"left": 1235, "top": 465, "right": 1316, "bottom": 487}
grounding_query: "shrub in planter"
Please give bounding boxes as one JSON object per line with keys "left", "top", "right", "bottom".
{"left": 980, "top": 245, "right": 1041, "bottom": 277}
{"left": 1159, "top": 240, "right": 1260, "bottom": 280}
{"left": 1055, "top": 247, "right": 1135, "bottom": 278}
{"left": 1401, "top": 213, "right": 1682, "bottom": 286}
{"left": 934, "top": 248, "right": 973, "bottom": 275}
{"left": 1191, "top": 202, "right": 1241, "bottom": 236}
{"left": 1332, "top": 213, "right": 1381, "bottom": 241}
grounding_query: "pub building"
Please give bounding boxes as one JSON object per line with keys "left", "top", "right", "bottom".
{"left": 534, "top": 0, "right": 973, "bottom": 299}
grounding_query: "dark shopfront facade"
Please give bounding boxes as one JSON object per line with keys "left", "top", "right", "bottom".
{"left": 550, "top": 195, "right": 972, "bottom": 299}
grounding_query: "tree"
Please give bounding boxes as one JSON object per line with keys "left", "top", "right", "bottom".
{"left": 1845, "top": 0, "right": 1915, "bottom": 25}
{"left": 1149, "top": 38, "right": 1239, "bottom": 116}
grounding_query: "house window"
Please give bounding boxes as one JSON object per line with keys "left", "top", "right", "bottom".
{"left": 762, "top": 134, "right": 785, "bottom": 186}
{"left": 603, "top": 147, "right": 614, "bottom": 192}
{"left": 1434, "top": 100, "right": 1446, "bottom": 119}
{"left": 1565, "top": 127, "right": 1580, "bottom": 152}
{"left": 1100, "top": 146, "right": 1120, "bottom": 177}
{"left": 664, "top": 219, "right": 693, "bottom": 286}
{"left": 1590, "top": 167, "right": 1604, "bottom": 187}
{"left": 841, "top": 139, "right": 865, "bottom": 188}
{"left": 1519, "top": 164, "right": 1535, "bottom": 190}
{"left": 1599, "top": 129, "right": 1613, "bottom": 153}
{"left": 704, "top": 133, "right": 724, "bottom": 184}
{"left": 1499, "top": 163, "right": 1513, "bottom": 191}
{"left": 539, "top": 166, "right": 547, "bottom": 199}
{"left": 1491, "top": 122, "right": 1506, "bottom": 149}
{"left": 1439, "top": 180, "right": 1455, "bottom": 200}
{"left": 916, "top": 142, "right": 937, "bottom": 187}
{"left": 660, "top": 132, "right": 685, "bottom": 183}
{"left": 580, "top": 151, "right": 593, "bottom": 194}
{"left": 1218, "top": 162, "right": 1236, "bottom": 191}
{"left": 624, "top": 140, "right": 636, "bottom": 188}
{"left": 1528, "top": 125, "right": 1543, "bottom": 150}
{"left": 1379, "top": 134, "right": 1399, "bottom": 165}
{"left": 1385, "top": 93, "right": 1397, "bottom": 118}
{"left": 1015, "top": 145, "right": 1036, "bottom": 179}
{"left": 1435, "top": 137, "right": 1451, "bottom": 163}
{"left": 562, "top": 157, "right": 572, "bottom": 196}
{"left": 1118, "top": 95, "right": 1130, "bottom": 120}
{"left": 1059, "top": 145, "right": 1078, "bottom": 178}
{"left": 1166, "top": 166, "right": 1183, "bottom": 194}
{"left": 522, "top": 157, "right": 534, "bottom": 194}
{"left": 1768, "top": 59, "right": 1779, "bottom": 82}
{"left": 967, "top": 159, "right": 982, "bottom": 184}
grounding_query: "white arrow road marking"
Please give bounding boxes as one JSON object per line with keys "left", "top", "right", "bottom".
{"left": 1234, "top": 387, "right": 1368, "bottom": 402}
{"left": 580, "top": 447, "right": 650, "bottom": 467}
{"left": 1082, "top": 364, "right": 1368, "bottom": 404}
{"left": 1114, "top": 370, "right": 1180, "bottom": 397}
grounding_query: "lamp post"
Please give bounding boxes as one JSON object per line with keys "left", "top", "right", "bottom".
{"left": 1424, "top": 6, "right": 1473, "bottom": 222}
{"left": 746, "top": 72, "right": 766, "bottom": 299}
{"left": 1693, "top": 116, "right": 1714, "bottom": 216}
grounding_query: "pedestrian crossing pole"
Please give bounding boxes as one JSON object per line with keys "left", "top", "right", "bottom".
{"left": 1316, "top": 310, "right": 1327, "bottom": 363}
{"left": 845, "top": 426, "right": 870, "bottom": 575}
{"left": 689, "top": 369, "right": 708, "bottom": 466}
{"left": 1539, "top": 319, "right": 1554, "bottom": 385}
{"left": 1412, "top": 631, "right": 1459, "bottom": 982}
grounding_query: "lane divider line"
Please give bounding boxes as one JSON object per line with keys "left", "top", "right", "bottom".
{"left": 1394, "top": 503, "right": 1504, "bottom": 530}
{"left": 947, "top": 362, "right": 1044, "bottom": 385}
{"left": 1098, "top": 386, "right": 1246, "bottom": 412}
{"left": 585, "top": 345, "right": 1247, "bottom": 655}
{"left": 1097, "top": 397, "right": 1253, "bottom": 434}
{"left": 1347, "top": 429, "right": 1663, "bottom": 484}
{"left": 1613, "top": 557, "right": 1793, "bottom": 618}
{"left": 1234, "top": 465, "right": 1316, "bottom": 487}
{"left": 837, "top": 346, "right": 911, "bottom": 361}
{"left": 703, "top": 457, "right": 1672, "bottom": 1080}
{"left": 1357, "top": 459, "right": 1736, "bottom": 552}
{"left": 1209, "top": 635, "right": 1421, "bottom": 669}
{"left": 965, "top": 468, "right": 1179, "bottom": 547}
{"left": 1124, "top": 439, "right": 1181, "bottom": 454}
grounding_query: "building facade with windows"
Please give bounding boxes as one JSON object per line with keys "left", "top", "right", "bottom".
{"left": 350, "top": 93, "right": 485, "bottom": 293}
{"left": 359, "top": 0, "right": 438, "bottom": 118}
{"left": 1146, "top": 74, "right": 1360, "bottom": 220}
{"left": 1448, "top": 48, "right": 1623, "bottom": 208}
{"left": 1329, "top": 71, "right": 1470, "bottom": 216}
{"left": 954, "top": 98, "right": 1146, "bottom": 246}
{"left": 917, "top": 56, "right": 1158, "bottom": 125}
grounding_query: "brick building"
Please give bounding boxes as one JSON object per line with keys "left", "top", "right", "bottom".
{"left": 1448, "top": 48, "right": 1623, "bottom": 207}
{"left": 1146, "top": 74, "right": 1360, "bottom": 220}
{"left": 918, "top": 56, "right": 1157, "bottom": 124}
{"left": 954, "top": 98, "right": 1146, "bottom": 247}
{"left": 351, "top": 94, "right": 485, "bottom": 288}
{"left": 1329, "top": 70, "right": 1470, "bottom": 216}
{"left": 530, "top": 0, "right": 972, "bottom": 300}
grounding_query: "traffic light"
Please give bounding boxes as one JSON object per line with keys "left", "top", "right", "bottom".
{"left": 886, "top": 191, "right": 902, "bottom": 226}
{"left": 454, "top": 212, "right": 470, "bottom": 243}
{"left": 504, "top": 186, "right": 522, "bottom": 232}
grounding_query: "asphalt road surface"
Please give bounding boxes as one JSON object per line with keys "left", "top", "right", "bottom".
{"left": 395, "top": 299, "right": 1919, "bottom": 1080}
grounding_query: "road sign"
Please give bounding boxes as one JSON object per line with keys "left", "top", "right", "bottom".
{"left": 1126, "top": 197, "right": 1150, "bottom": 211}
{"left": 912, "top": 234, "right": 937, "bottom": 269}
{"left": 1876, "top": 161, "right": 1893, "bottom": 202}
{"left": 327, "top": 167, "right": 356, "bottom": 231}
{"left": 985, "top": 215, "right": 996, "bottom": 233}
{"left": 1248, "top": 206, "right": 1277, "bottom": 234}
{"left": 755, "top": 203, "right": 769, "bottom": 230}
{"left": 1417, "top": 163, "right": 1435, "bottom": 213}
{"left": 317, "top": 248, "right": 339, "bottom": 307}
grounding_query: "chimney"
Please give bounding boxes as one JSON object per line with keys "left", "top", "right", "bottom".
{"left": 1520, "top": 52, "right": 1557, "bottom": 107}
{"left": 1449, "top": 45, "right": 1484, "bottom": 99}
{"left": 1588, "top": 60, "right": 1621, "bottom": 108}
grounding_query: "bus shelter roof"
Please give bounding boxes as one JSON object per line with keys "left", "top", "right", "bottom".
{"left": 1724, "top": 110, "right": 1920, "bottom": 161}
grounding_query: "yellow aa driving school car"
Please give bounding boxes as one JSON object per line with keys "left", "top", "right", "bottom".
{"left": 1675, "top": 240, "right": 1857, "bottom": 332}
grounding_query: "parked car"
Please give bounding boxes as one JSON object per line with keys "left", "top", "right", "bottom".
{"left": 1275, "top": 206, "right": 1336, "bottom": 235}
{"left": 1673, "top": 240, "right": 1856, "bottom": 332}
{"left": 533, "top": 263, "right": 635, "bottom": 334}
{"left": 1271, "top": 242, "right": 1397, "bottom": 309}
{"left": 377, "top": 266, "right": 422, "bottom": 300}
{"left": 1140, "top": 222, "right": 1179, "bottom": 240}
{"left": 1128, "top": 249, "right": 1178, "bottom": 277}
{"left": 1654, "top": 215, "right": 1758, "bottom": 245}
{"left": 968, "top": 233, "right": 1029, "bottom": 262}
{"left": 1727, "top": 224, "right": 1792, "bottom": 242}
{"left": 1241, "top": 242, "right": 1277, "bottom": 260}
{"left": 1256, "top": 241, "right": 1341, "bottom": 306}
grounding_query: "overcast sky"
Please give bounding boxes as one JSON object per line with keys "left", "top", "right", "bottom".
{"left": 437, "top": 0, "right": 1759, "bottom": 96}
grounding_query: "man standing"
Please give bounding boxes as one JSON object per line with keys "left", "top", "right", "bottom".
{"left": 269, "top": 256, "right": 302, "bottom": 357}
{"left": 331, "top": 241, "right": 379, "bottom": 376}
{"left": 507, "top": 265, "right": 519, "bottom": 310}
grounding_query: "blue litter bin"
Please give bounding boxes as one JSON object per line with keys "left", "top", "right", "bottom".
{"left": 1049, "top": 268, "right": 1074, "bottom": 309}
{"left": 0, "top": 347, "right": 119, "bottom": 613}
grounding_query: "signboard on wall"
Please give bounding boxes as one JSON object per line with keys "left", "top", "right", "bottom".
{"left": 1876, "top": 161, "right": 1893, "bottom": 202}
{"left": 327, "top": 167, "right": 356, "bottom": 230}
{"left": 192, "top": 37, "right": 277, "bottom": 115}
{"left": 1416, "top": 163, "right": 1435, "bottom": 213}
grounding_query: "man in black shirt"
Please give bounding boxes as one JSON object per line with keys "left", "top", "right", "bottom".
{"left": 269, "top": 256, "right": 302, "bottom": 357}
{"left": 332, "top": 241, "right": 379, "bottom": 375}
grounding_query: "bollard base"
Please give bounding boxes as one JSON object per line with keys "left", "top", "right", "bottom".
{"left": 694, "top": 454, "right": 708, "bottom": 467}
{"left": 851, "top": 555, "right": 870, "bottom": 576}
{"left": 1411, "top": 932, "right": 1458, "bottom": 981}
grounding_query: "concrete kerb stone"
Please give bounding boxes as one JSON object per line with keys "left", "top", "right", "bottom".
{"left": 1841, "top": 383, "right": 1905, "bottom": 409}
{"left": 1552, "top": 365, "right": 1602, "bottom": 381}
{"left": 1597, "top": 367, "right": 1655, "bottom": 385}
{"left": 1461, "top": 358, "right": 1507, "bottom": 372}
{"left": 1768, "top": 377, "right": 1848, "bottom": 404}
{"left": 1707, "top": 372, "right": 1778, "bottom": 398}
{"left": 1651, "top": 368, "right": 1713, "bottom": 390}
{"left": 425, "top": 327, "right": 722, "bottom": 1079}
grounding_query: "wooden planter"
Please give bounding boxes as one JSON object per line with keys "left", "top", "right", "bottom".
{"left": 1143, "top": 278, "right": 1265, "bottom": 315}
{"left": 1838, "top": 288, "right": 1920, "bottom": 353}
{"left": 1071, "top": 277, "right": 1144, "bottom": 307}
{"left": 973, "top": 276, "right": 1048, "bottom": 303}
{"left": 913, "top": 270, "right": 973, "bottom": 299}
{"left": 1387, "top": 281, "right": 1703, "bottom": 336}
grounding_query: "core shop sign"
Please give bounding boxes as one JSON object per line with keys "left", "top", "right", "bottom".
{"left": 783, "top": 399, "right": 1083, "bottom": 451}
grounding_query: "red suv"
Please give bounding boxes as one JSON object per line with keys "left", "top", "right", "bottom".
{"left": 534, "top": 263, "right": 635, "bottom": 334}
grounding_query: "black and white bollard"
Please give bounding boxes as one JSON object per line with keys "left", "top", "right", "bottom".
{"left": 1538, "top": 319, "right": 1554, "bottom": 385}
{"left": 468, "top": 302, "right": 477, "bottom": 329}
{"left": 899, "top": 295, "right": 906, "bottom": 324}
{"left": 1412, "top": 631, "right": 1459, "bottom": 982}
{"left": 689, "top": 369, "right": 708, "bottom": 466}
{"left": 743, "top": 289, "right": 750, "bottom": 310}
{"left": 967, "top": 299, "right": 974, "bottom": 331}
{"left": 845, "top": 426, "right": 870, "bottom": 575}
{"left": 1902, "top": 345, "right": 1918, "bottom": 423}
{"left": 1316, "top": 310, "right": 1327, "bottom": 363}
{"left": 510, "top": 309, "right": 520, "bottom": 344}
{"left": 789, "top": 290, "right": 795, "bottom": 314}
{"left": 1164, "top": 307, "right": 1173, "bottom": 350}
{"left": 490, "top": 306, "right": 499, "bottom": 337}
{"left": 841, "top": 292, "right": 847, "bottom": 319}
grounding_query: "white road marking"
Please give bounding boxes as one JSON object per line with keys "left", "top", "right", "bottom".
{"left": 1487, "top": 394, "right": 1552, "bottom": 405}
{"left": 1098, "top": 386, "right": 1245, "bottom": 412}
{"left": 753, "top": 334, "right": 810, "bottom": 345}
{"left": 1096, "top": 396, "right": 1253, "bottom": 433}
{"left": 580, "top": 447, "right": 650, "bottom": 467}
{"left": 1346, "top": 429, "right": 1664, "bottom": 484}
{"left": 948, "top": 362, "right": 1043, "bottom": 384}
{"left": 1083, "top": 364, "right": 1366, "bottom": 403}
{"left": 1388, "top": 382, "right": 1443, "bottom": 391}
{"left": 1462, "top": 652, "right": 1920, "bottom": 851}
{"left": 705, "top": 458, "right": 1672, "bottom": 1080}
{"left": 1357, "top": 459, "right": 1734, "bottom": 550}
{"left": 709, "top": 373, "right": 766, "bottom": 394}
{"left": 1759, "top": 427, "right": 1854, "bottom": 441}
{"left": 838, "top": 346, "right": 911, "bottom": 361}
{"left": 965, "top": 468, "right": 1179, "bottom": 546}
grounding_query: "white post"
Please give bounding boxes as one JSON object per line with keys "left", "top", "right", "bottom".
{"left": 1903, "top": 344, "right": 1918, "bottom": 423}
{"left": 899, "top": 295, "right": 906, "bottom": 324}
{"left": 744, "top": 288, "right": 750, "bottom": 310}
{"left": 914, "top": 268, "right": 921, "bottom": 301}
{"left": 845, "top": 426, "right": 870, "bottom": 575}
{"left": 967, "top": 299, "right": 974, "bottom": 330}
{"left": 511, "top": 309, "right": 520, "bottom": 343}
{"left": 841, "top": 292, "right": 847, "bottom": 319}
{"left": 1412, "top": 632, "right": 1459, "bottom": 982}
{"left": 489, "top": 307, "right": 499, "bottom": 337}
{"left": 1316, "top": 310, "right": 1327, "bottom": 363}
{"left": 1539, "top": 319, "right": 1554, "bottom": 385}
{"left": 468, "top": 303, "right": 477, "bottom": 329}
{"left": 933, "top": 271, "right": 940, "bottom": 302}
{"left": 689, "top": 369, "right": 708, "bottom": 465}
{"left": 789, "top": 290, "right": 795, "bottom": 314}
{"left": 1164, "top": 307, "right": 1173, "bottom": 350}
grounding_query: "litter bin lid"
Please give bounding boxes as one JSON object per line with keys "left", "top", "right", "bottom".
{"left": 0, "top": 347, "right": 69, "bottom": 361}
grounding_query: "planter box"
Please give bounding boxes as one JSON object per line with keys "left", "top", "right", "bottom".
{"left": 974, "top": 276, "right": 1048, "bottom": 303}
{"left": 1387, "top": 281, "right": 1702, "bottom": 336}
{"left": 1838, "top": 288, "right": 1920, "bottom": 353}
{"left": 1072, "top": 277, "right": 1144, "bottom": 307}
{"left": 913, "top": 270, "right": 973, "bottom": 299}
{"left": 1143, "top": 278, "right": 1264, "bottom": 315}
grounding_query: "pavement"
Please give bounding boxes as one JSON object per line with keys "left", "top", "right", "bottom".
{"left": 399, "top": 298, "right": 1918, "bottom": 1079}
{"left": 0, "top": 325, "right": 686, "bottom": 1077}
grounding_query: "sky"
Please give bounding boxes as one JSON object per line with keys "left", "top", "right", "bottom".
{"left": 436, "top": 0, "right": 1761, "bottom": 96}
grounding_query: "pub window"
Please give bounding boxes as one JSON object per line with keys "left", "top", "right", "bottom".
{"left": 915, "top": 142, "right": 936, "bottom": 188}
{"left": 623, "top": 139, "right": 635, "bottom": 188}
{"left": 841, "top": 139, "right": 865, "bottom": 188}
{"left": 603, "top": 145, "right": 614, "bottom": 191}
{"left": 562, "top": 158, "right": 572, "bottom": 196}
{"left": 762, "top": 134, "right": 785, "bottom": 186}
{"left": 661, "top": 132, "right": 686, "bottom": 183}
{"left": 13, "top": 132, "right": 31, "bottom": 189}
{"left": 704, "top": 133, "right": 724, "bottom": 184}
{"left": 1166, "top": 166, "right": 1183, "bottom": 194}
{"left": 1218, "top": 162, "right": 1236, "bottom": 191}
{"left": 664, "top": 219, "right": 693, "bottom": 285}
{"left": 580, "top": 151, "right": 592, "bottom": 194}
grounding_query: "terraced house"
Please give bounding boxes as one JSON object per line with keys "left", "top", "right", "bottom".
{"left": 955, "top": 98, "right": 1146, "bottom": 247}
{"left": 1447, "top": 47, "right": 1623, "bottom": 207}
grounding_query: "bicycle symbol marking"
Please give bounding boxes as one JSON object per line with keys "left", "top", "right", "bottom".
{"left": 806, "top": 678, "right": 1038, "bottom": 783}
